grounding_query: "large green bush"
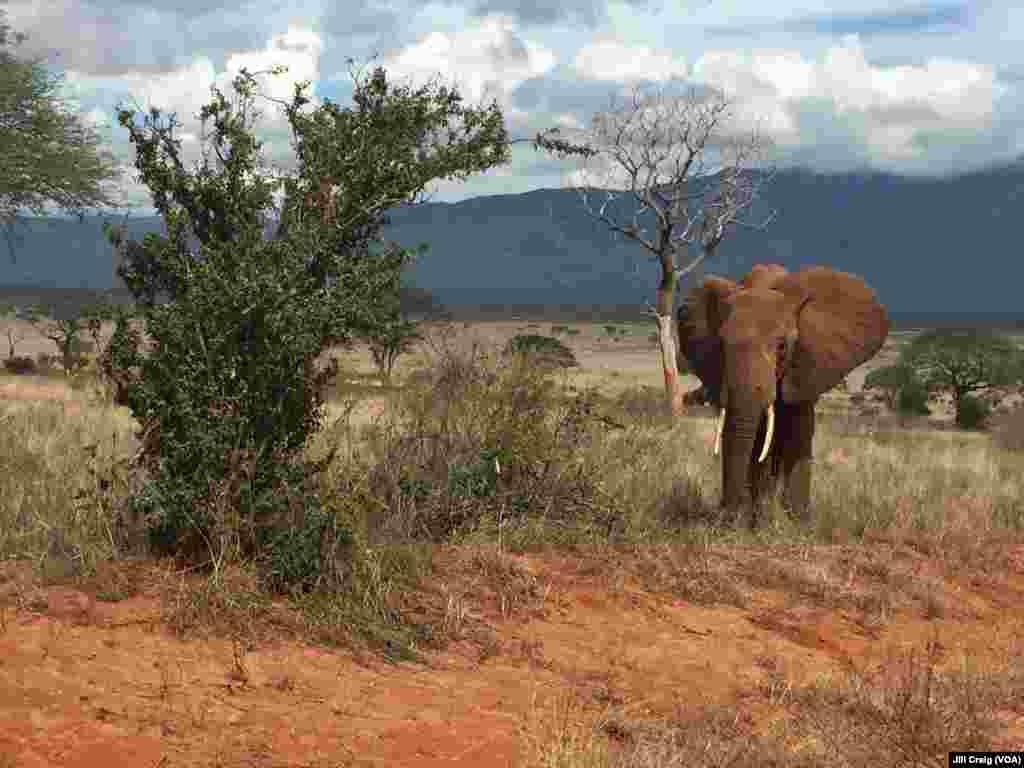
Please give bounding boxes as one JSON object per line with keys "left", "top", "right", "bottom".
{"left": 102, "top": 65, "right": 509, "bottom": 590}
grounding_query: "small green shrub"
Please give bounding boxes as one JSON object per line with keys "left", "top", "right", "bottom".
{"left": 364, "top": 319, "right": 421, "bottom": 383}
{"left": 257, "top": 504, "right": 353, "bottom": 594}
{"left": 896, "top": 379, "right": 931, "bottom": 416}
{"left": 3, "top": 355, "right": 36, "bottom": 375}
{"left": 956, "top": 395, "right": 991, "bottom": 430}
{"left": 503, "top": 334, "right": 578, "bottom": 368}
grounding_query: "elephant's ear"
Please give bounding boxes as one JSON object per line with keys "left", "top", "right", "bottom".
{"left": 777, "top": 267, "right": 889, "bottom": 402}
{"left": 678, "top": 275, "right": 736, "bottom": 401}
{"left": 682, "top": 275, "right": 736, "bottom": 337}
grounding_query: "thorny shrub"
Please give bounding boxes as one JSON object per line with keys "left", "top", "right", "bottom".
{"left": 355, "top": 327, "right": 619, "bottom": 547}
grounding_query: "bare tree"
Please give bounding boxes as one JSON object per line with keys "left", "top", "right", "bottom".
{"left": 0, "top": 301, "right": 37, "bottom": 357}
{"left": 534, "top": 83, "right": 775, "bottom": 415}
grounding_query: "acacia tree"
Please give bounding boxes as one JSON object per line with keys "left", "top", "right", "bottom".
{"left": 900, "top": 330, "right": 1024, "bottom": 424}
{"left": 361, "top": 253, "right": 430, "bottom": 384}
{"left": 103, "top": 64, "right": 509, "bottom": 587}
{"left": 863, "top": 363, "right": 921, "bottom": 409}
{"left": 27, "top": 303, "right": 90, "bottom": 375}
{"left": 534, "top": 84, "right": 774, "bottom": 415}
{"left": 0, "top": 11, "right": 121, "bottom": 260}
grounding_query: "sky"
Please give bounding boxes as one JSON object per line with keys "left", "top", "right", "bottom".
{"left": 4, "top": 0, "right": 1023, "bottom": 213}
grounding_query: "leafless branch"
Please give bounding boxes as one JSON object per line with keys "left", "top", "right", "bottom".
{"left": 534, "top": 82, "right": 776, "bottom": 292}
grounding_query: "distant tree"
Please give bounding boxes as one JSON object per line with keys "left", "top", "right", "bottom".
{"left": 532, "top": 83, "right": 775, "bottom": 415}
{"left": 899, "top": 330, "right": 1024, "bottom": 428}
{"left": 0, "top": 10, "right": 122, "bottom": 260}
{"left": 955, "top": 395, "right": 991, "bottom": 430}
{"left": 362, "top": 261, "right": 428, "bottom": 384}
{"left": 366, "top": 316, "right": 422, "bottom": 384}
{"left": 504, "top": 334, "right": 578, "bottom": 369}
{"left": 895, "top": 376, "right": 931, "bottom": 417}
{"left": 26, "top": 304, "right": 89, "bottom": 375}
{"left": 77, "top": 298, "right": 116, "bottom": 354}
{"left": 0, "top": 301, "right": 37, "bottom": 357}
{"left": 102, "top": 63, "right": 509, "bottom": 585}
{"left": 863, "top": 363, "right": 921, "bottom": 409}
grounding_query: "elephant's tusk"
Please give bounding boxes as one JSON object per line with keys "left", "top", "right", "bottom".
{"left": 713, "top": 408, "right": 725, "bottom": 456}
{"left": 758, "top": 404, "right": 775, "bottom": 463}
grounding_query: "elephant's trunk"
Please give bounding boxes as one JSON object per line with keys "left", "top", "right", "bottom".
{"left": 713, "top": 403, "right": 773, "bottom": 462}
{"left": 718, "top": 404, "right": 774, "bottom": 513}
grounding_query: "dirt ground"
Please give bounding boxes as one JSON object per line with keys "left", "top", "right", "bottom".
{"left": 2, "top": 547, "right": 1024, "bottom": 767}
{"left": 3, "top": 321, "right": 1024, "bottom": 766}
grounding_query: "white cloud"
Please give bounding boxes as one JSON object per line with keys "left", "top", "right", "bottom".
{"left": 224, "top": 27, "right": 323, "bottom": 102}
{"left": 83, "top": 108, "right": 111, "bottom": 129}
{"left": 64, "top": 26, "right": 322, "bottom": 123}
{"left": 378, "top": 15, "right": 558, "bottom": 106}
{"left": 10, "top": 1, "right": 1022, "bottom": 208}
{"left": 691, "top": 36, "right": 1005, "bottom": 167}
{"left": 572, "top": 41, "right": 687, "bottom": 82}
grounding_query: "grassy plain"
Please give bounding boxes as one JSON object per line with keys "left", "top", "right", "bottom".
{"left": 1, "top": 319, "right": 1023, "bottom": 766}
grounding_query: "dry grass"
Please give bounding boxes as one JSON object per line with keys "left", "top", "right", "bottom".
{"left": 519, "top": 635, "right": 1022, "bottom": 767}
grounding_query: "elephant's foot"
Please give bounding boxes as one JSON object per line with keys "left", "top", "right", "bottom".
{"left": 785, "top": 502, "right": 811, "bottom": 524}
{"left": 718, "top": 500, "right": 766, "bottom": 530}
{"left": 783, "top": 459, "right": 813, "bottom": 523}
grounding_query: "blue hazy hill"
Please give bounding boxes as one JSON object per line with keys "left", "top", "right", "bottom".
{"left": 2, "top": 164, "right": 1021, "bottom": 315}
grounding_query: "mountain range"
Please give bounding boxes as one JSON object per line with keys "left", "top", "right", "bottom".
{"left": 2, "top": 164, "right": 1022, "bottom": 321}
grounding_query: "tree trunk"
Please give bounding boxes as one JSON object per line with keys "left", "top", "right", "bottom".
{"left": 655, "top": 313, "right": 684, "bottom": 416}
{"left": 655, "top": 260, "right": 683, "bottom": 416}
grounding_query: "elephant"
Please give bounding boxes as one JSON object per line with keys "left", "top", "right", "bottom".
{"left": 677, "top": 264, "right": 889, "bottom": 526}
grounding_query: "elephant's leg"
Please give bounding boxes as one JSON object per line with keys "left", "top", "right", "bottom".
{"left": 779, "top": 401, "right": 815, "bottom": 521}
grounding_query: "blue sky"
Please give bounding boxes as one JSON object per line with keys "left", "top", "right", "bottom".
{"left": 6, "top": 0, "right": 1022, "bottom": 213}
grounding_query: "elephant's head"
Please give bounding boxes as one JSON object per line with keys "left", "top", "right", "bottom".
{"left": 679, "top": 264, "right": 889, "bottom": 511}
